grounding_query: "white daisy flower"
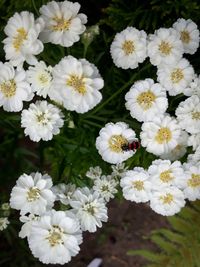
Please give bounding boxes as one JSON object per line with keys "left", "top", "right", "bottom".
{"left": 96, "top": 122, "right": 137, "bottom": 164}
{"left": 187, "top": 147, "right": 200, "bottom": 165}
{"left": 52, "top": 56, "right": 104, "bottom": 113}
{"left": 10, "top": 172, "right": 55, "bottom": 215}
{"left": 28, "top": 210, "right": 82, "bottom": 264}
{"left": 39, "top": 0, "right": 87, "bottom": 47}
{"left": 140, "top": 115, "right": 181, "bottom": 156}
{"left": 0, "top": 62, "right": 33, "bottom": 112}
{"left": 120, "top": 167, "right": 151, "bottom": 203}
{"left": 188, "top": 133, "right": 200, "bottom": 151}
{"left": 176, "top": 95, "right": 200, "bottom": 134}
{"left": 148, "top": 159, "right": 185, "bottom": 189}
{"left": 70, "top": 187, "right": 108, "bottom": 233}
{"left": 86, "top": 166, "right": 102, "bottom": 180}
{"left": 173, "top": 18, "right": 200, "bottom": 54}
{"left": 182, "top": 165, "right": 200, "bottom": 201}
{"left": 27, "top": 61, "right": 53, "bottom": 98}
{"left": 19, "top": 214, "right": 40, "bottom": 239}
{"left": 3, "top": 11, "right": 44, "bottom": 67}
{"left": 111, "top": 163, "right": 128, "bottom": 178}
{"left": 93, "top": 175, "right": 118, "bottom": 202}
{"left": 0, "top": 217, "right": 10, "bottom": 231}
{"left": 184, "top": 74, "right": 200, "bottom": 97}
{"left": 160, "top": 130, "right": 188, "bottom": 161}
{"left": 125, "top": 78, "right": 168, "bottom": 122}
{"left": 157, "top": 58, "right": 195, "bottom": 96}
{"left": 21, "top": 100, "right": 64, "bottom": 142}
{"left": 150, "top": 187, "right": 185, "bottom": 216}
{"left": 52, "top": 183, "right": 76, "bottom": 205}
{"left": 147, "top": 28, "right": 183, "bottom": 66}
{"left": 110, "top": 27, "right": 147, "bottom": 69}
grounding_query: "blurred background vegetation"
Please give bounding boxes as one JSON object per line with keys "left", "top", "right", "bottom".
{"left": 0, "top": 0, "right": 200, "bottom": 266}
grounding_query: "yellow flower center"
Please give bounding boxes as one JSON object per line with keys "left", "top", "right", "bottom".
{"left": 158, "top": 41, "right": 172, "bottom": 55}
{"left": 171, "top": 68, "right": 184, "bottom": 83}
{"left": 67, "top": 75, "right": 86, "bottom": 95}
{"left": 137, "top": 90, "right": 156, "bottom": 110}
{"left": 122, "top": 40, "right": 135, "bottom": 55}
{"left": 192, "top": 111, "right": 200, "bottom": 120}
{"left": 36, "top": 113, "right": 48, "bottom": 124}
{"left": 155, "top": 127, "right": 172, "bottom": 144}
{"left": 108, "top": 134, "right": 128, "bottom": 153}
{"left": 160, "top": 193, "right": 174, "bottom": 204}
{"left": 0, "top": 79, "right": 16, "bottom": 98}
{"left": 27, "top": 187, "right": 40, "bottom": 202}
{"left": 52, "top": 16, "right": 71, "bottom": 31}
{"left": 47, "top": 226, "right": 64, "bottom": 247}
{"left": 133, "top": 180, "right": 144, "bottom": 191}
{"left": 180, "top": 30, "right": 190, "bottom": 44}
{"left": 38, "top": 73, "right": 50, "bottom": 86}
{"left": 13, "top": 27, "right": 27, "bottom": 51}
{"left": 83, "top": 203, "right": 96, "bottom": 215}
{"left": 188, "top": 173, "right": 200, "bottom": 188}
{"left": 160, "top": 170, "right": 173, "bottom": 183}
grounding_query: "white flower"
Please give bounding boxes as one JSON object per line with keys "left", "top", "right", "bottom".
{"left": 160, "top": 130, "right": 188, "bottom": 161}
{"left": 157, "top": 58, "right": 195, "bottom": 96}
{"left": 110, "top": 27, "right": 147, "bottom": 69}
{"left": 184, "top": 74, "right": 200, "bottom": 97}
{"left": 111, "top": 163, "right": 128, "bottom": 178}
{"left": 188, "top": 133, "right": 200, "bottom": 151}
{"left": 0, "top": 217, "right": 9, "bottom": 231}
{"left": 140, "top": 115, "right": 181, "bottom": 156}
{"left": 28, "top": 210, "right": 82, "bottom": 264}
{"left": 93, "top": 175, "right": 118, "bottom": 202}
{"left": 21, "top": 100, "right": 64, "bottom": 142}
{"left": 0, "top": 62, "right": 33, "bottom": 112}
{"left": 187, "top": 147, "right": 200, "bottom": 165}
{"left": 39, "top": 0, "right": 87, "bottom": 47}
{"left": 52, "top": 183, "right": 76, "bottom": 205}
{"left": 173, "top": 18, "right": 200, "bottom": 54}
{"left": 27, "top": 61, "right": 53, "bottom": 98}
{"left": 96, "top": 122, "right": 137, "bottom": 164}
{"left": 147, "top": 28, "right": 183, "bottom": 66}
{"left": 10, "top": 172, "right": 55, "bottom": 215}
{"left": 176, "top": 95, "right": 200, "bottom": 134}
{"left": 150, "top": 186, "right": 185, "bottom": 216}
{"left": 182, "top": 165, "right": 200, "bottom": 201}
{"left": 19, "top": 214, "right": 40, "bottom": 239}
{"left": 125, "top": 78, "right": 168, "bottom": 122}
{"left": 52, "top": 56, "right": 104, "bottom": 113}
{"left": 86, "top": 166, "right": 102, "bottom": 180}
{"left": 120, "top": 167, "right": 151, "bottom": 203}
{"left": 70, "top": 187, "right": 108, "bottom": 233}
{"left": 148, "top": 159, "right": 185, "bottom": 189}
{"left": 3, "top": 11, "right": 44, "bottom": 67}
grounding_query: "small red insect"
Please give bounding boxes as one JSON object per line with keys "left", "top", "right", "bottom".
{"left": 121, "top": 140, "right": 140, "bottom": 152}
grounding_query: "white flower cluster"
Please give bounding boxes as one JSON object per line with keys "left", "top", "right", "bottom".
{"left": 0, "top": 202, "right": 10, "bottom": 231}
{"left": 0, "top": 1, "right": 104, "bottom": 142}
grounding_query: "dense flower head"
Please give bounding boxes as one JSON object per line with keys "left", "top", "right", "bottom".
{"left": 0, "top": 217, "right": 10, "bottom": 231}
{"left": 39, "top": 0, "right": 87, "bottom": 47}
{"left": 184, "top": 74, "right": 200, "bottom": 97}
{"left": 52, "top": 183, "right": 76, "bottom": 205}
{"left": 86, "top": 166, "right": 102, "bottom": 180}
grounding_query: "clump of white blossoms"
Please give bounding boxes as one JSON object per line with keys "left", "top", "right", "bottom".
{"left": 0, "top": 62, "right": 33, "bottom": 112}
{"left": 187, "top": 147, "right": 200, "bottom": 165}
{"left": 86, "top": 166, "right": 102, "bottom": 180}
{"left": 140, "top": 115, "right": 181, "bottom": 156}
{"left": 10, "top": 172, "right": 55, "bottom": 215}
{"left": 93, "top": 175, "right": 118, "bottom": 202}
{"left": 21, "top": 100, "right": 64, "bottom": 142}
{"left": 96, "top": 122, "right": 137, "bottom": 164}
{"left": 0, "top": 217, "right": 10, "bottom": 231}
{"left": 147, "top": 28, "right": 183, "bottom": 66}
{"left": 176, "top": 95, "right": 200, "bottom": 134}
{"left": 28, "top": 210, "right": 82, "bottom": 265}
{"left": 70, "top": 187, "right": 108, "bottom": 233}
{"left": 39, "top": 0, "right": 87, "bottom": 47}
{"left": 120, "top": 167, "right": 151, "bottom": 203}
{"left": 125, "top": 78, "right": 168, "bottom": 122}
{"left": 157, "top": 58, "right": 195, "bottom": 96}
{"left": 52, "top": 56, "right": 104, "bottom": 113}
{"left": 173, "top": 18, "right": 200, "bottom": 54}
{"left": 27, "top": 61, "right": 53, "bottom": 98}
{"left": 184, "top": 74, "right": 200, "bottom": 97}
{"left": 3, "top": 11, "right": 44, "bottom": 67}
{"left": 188, "top": 133, "right": 200, "bottom": 151}
{"left": 19, "top": 214, "right": 40, "bottom": 239}
{"left": 52, "top": 183, "right": 76, "bottom": 205}
{"left": 110, "top": 27, "right": 147, "bottom": 69}
{"left": 111, "top": 163, "right": 128, "bottom": 178}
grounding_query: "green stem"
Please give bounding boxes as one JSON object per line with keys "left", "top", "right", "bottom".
{"left": 31, "top": 0, "right": 39, "bottom": 16}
